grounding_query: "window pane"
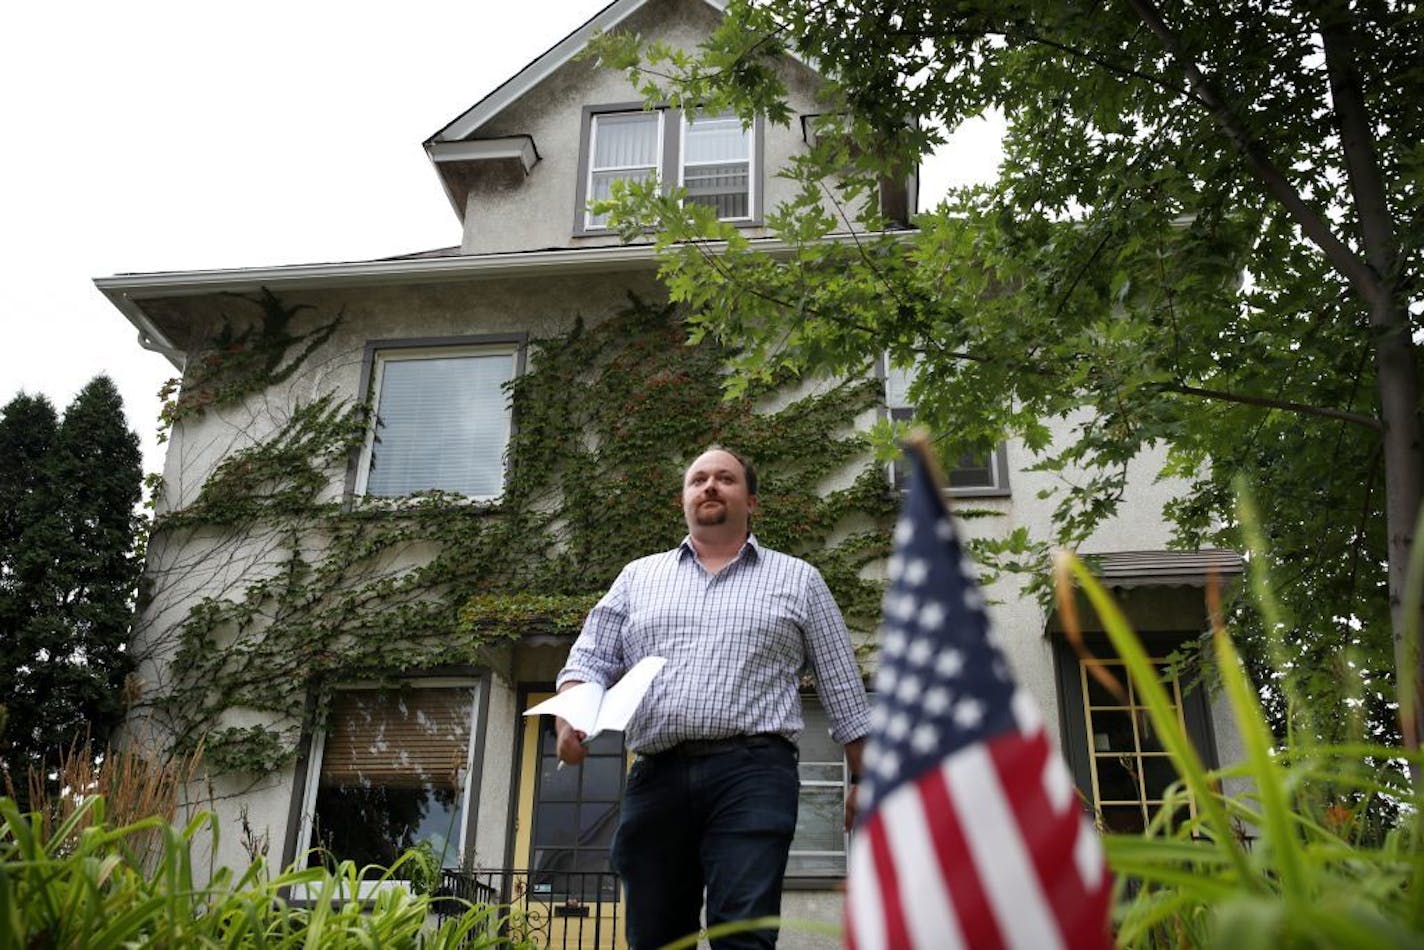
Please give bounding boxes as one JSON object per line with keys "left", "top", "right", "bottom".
{"left": 684, "top": 116, "right": 748, "bottom": 163}
{"left": 308, "top": 686, "right": 476, "bottom": 875}
{"left": 885, "top": 363, "right": 917, "bottom": 407}
{"left": 790, "top": 695, "right": 847, "bottom": 877}
{"left": 791, "top": 786, "right": 845, "bottom": 852}
{"left": 581, "top": 756, "right": 626, "bottom": 802}
{"left": 948, "top": 453, "right": 996, "bottom": 488}
{"left": 593, "top": 113, "right": 659, "bottom": 168}
{"left": 366, "top": 351, "right": 513, "bottom": 498}
{"left": 1095, "top": 755, "right": 1142, "bottom": 801}
{"left": 684, "top": 165, "right": 749, "bottom": 218}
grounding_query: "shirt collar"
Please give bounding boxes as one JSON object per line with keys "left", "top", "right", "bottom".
{"left": 678, "top": 533, "right": 761, "bottom": 562}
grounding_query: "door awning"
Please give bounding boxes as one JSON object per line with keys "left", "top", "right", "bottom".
{"left": 1081, "top": 549, "right": 1243, "bottom": 588}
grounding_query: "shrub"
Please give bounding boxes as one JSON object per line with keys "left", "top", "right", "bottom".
{"left": 0, "top": 795, "right": 530, "bottom": 948}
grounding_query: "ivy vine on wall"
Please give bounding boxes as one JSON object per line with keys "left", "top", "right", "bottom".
{"left": 135, "top": 292, "right": 895, "bottom": 775}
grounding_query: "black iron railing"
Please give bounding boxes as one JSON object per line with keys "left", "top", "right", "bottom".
{"left": 437, "top": 868, "right": 623, "bottom": 948}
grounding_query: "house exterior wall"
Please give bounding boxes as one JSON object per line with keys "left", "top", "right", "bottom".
{"left": 460, "top": 0, "right": 826, "bottom": 256}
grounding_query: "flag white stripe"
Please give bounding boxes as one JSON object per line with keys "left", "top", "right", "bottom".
{"left": 880, "top": 781, "right": 965, "bottom": 950}
{"left": 947, "top": 748, "right": 1065, "bottom": 950}
{"left": 847, "top": 835, "right": 888, "bottom": 950}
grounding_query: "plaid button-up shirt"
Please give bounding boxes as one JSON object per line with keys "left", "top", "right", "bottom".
{"left": 558, "top": 535, "right": 871, "bottom": 754}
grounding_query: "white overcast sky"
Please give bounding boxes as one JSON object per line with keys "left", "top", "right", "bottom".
{"left": 1, "top": 0, "right": 1000, "bottom": 476}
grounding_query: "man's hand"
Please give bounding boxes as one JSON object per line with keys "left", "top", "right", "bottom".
{"left": 844, "top": 736, "right": 865, "bottom": 831}
{"left": 555, "top": 716, "right": 589, "bottom": 766}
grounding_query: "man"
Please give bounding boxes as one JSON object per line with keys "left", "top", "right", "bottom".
{"left": 555, "top": 446, "right": 869, "bottom": 950}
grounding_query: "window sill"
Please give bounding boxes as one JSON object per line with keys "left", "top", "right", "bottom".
{"left": 345, "top": 492, "right": 506, "bottom": 517}
{"left": 572, "top": 217, "right": 766, "bottom": 239}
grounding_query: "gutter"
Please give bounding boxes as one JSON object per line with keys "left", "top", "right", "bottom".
{"left": 94, "top": 231, "right": 918, "bottom": 369}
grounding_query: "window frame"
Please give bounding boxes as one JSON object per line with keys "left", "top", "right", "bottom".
{"left": 881, "top": 357, "right": 1011, "bottom": 498}
{"left": 573, "top": 103, "right": 764, "bottom": 236}
{"left": 347, "top": 334, "right": 526, "bottom": 505}
{"left": 677, "top": 110, "right": 757, "bottom": 224}
{"left": 1052, "top": 634, "right": 1218, "bottom": 833}
{"left": 289, "top": 674, "right": 489, "bottom": 900}
{"left": 784, "top": 692, "right": 853, "bottom": 887}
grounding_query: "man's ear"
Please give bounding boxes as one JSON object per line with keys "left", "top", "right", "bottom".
{"left": 747, "top": 494, "right": 759, "bottom": 516}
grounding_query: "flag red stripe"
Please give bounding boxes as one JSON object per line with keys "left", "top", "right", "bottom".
{"left": 866, "top": 811, "right": 913, "bottom": 950}
{"left": 918, "top": 765, "right": 1005, "bottom": 950}
{"left": 989, "top": 730, "right": 1112, "bottom": 949}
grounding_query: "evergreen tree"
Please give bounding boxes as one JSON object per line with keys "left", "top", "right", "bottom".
{"left": 0, "top": 378, "right": 143, "bottom": 792}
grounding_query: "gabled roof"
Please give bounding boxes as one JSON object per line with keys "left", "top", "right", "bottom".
{"left": 428, "top": 0, "right": 729, "bottom": 145}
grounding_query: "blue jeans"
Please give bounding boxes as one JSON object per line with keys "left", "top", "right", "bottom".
{"left": 611, "top": 738, "right": 800, "bottom": 950}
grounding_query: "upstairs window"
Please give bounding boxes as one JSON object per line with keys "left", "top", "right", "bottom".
{"left": 357, "top": 343, "right": 518, "bottom": 501}
{"left": 577, "top": 106, "right": 759, "bottom": 233}
{"left": 681, "top": 113, "right": 752, "bottom": 220}
{"left": 884, "top": 359, "right": 1010, "bottom": 497}
{"left": 586, "top": 112, "right": 664, "bottom": 230}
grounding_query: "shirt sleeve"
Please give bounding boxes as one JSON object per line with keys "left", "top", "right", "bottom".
{"left": 557, "top": 566, "right": 630, "bottom": 690}
{"left": 801, "top": 566, "right": 871, "bottom": 745}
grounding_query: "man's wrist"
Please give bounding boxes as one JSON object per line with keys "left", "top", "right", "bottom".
{"left": 848, "top": 773, "right": 862, "bottom": 785}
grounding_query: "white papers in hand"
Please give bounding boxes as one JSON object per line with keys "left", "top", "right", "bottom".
{"left": 522, "top": 655, "right": 667, "bottom": 740}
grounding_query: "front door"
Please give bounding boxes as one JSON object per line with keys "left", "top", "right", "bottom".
{"left": 513, "top": 691, "right": 628, "bottom": 949}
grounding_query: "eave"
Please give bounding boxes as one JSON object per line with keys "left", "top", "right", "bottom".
{"left": 94, "top": 232, "right": 912, "bottom": 369}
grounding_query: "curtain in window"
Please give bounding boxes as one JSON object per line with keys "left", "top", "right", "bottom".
{"left": 366, "top": 351, "right": 513, "bottom": 498}
{"left": 320, "top": 687, "right": 476, "bottom": 787}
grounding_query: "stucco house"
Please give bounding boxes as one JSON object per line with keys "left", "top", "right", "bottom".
{"left": 96, "top": 0, "right": 1243, "bottom": 945}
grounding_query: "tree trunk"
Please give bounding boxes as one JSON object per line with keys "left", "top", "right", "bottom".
{"left": 1373, "top": 295, "right": 1424, "bottom": 756}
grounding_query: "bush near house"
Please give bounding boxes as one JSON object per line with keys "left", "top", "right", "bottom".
{"left": 0, "top": 795, "right": 532, "bottom": 948}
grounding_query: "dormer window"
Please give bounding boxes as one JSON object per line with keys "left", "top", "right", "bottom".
{"left": 576, "top": 105, "right": 761, "bottom": 234}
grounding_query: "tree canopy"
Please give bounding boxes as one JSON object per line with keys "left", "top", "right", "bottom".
{"left": 590, "top": 0, "right": 1422, "bottom": 744}
{"left": 0, "top": 377, "right": 144, "bottom": 793}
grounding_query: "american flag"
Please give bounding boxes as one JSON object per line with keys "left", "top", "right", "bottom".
{"left": 845, "top": 445, "right": 1112, "bottom": 949}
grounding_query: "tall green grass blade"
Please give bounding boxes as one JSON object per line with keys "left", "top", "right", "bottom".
{"left": 1213, "top": 628, "right": 1308, "bottom": 898}
{"left": 1235, "top": 478, "right": 1309, "bottom": 747}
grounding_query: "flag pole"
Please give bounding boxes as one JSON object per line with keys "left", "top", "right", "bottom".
{"left": 904, "top": 428, "right": 950, "bottom": 499}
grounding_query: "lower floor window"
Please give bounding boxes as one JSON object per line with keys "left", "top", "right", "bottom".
{"left": 300, "top": 682, "right": 481, "bottom": 878}
{"left": 787, "top": 695, "right": 849, "bottom": 878}
{"left": 1055, "top": 636, "right": 1216, "bottom": 835}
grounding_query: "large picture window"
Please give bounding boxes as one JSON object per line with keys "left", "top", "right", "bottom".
{"left": 787, "top": 696, "right": 850, "bottom": 879}
{"left": 577, "top": 106, "right": 758, "bottom": 232}
{"left": 298, "top": 681, "right": 483, "bottom": 881}
{"left": 357, "top": 345, "right": 517, "bottom": 500}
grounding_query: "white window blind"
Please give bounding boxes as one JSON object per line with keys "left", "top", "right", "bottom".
{"left": 682, "top": 114, "right": 751, "bottom": 219}
{"left": 364, "top": 348, "right": 514, "bottom": 499}
{"left": 588, "top": 112, "right": 661, "bottom": 228}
